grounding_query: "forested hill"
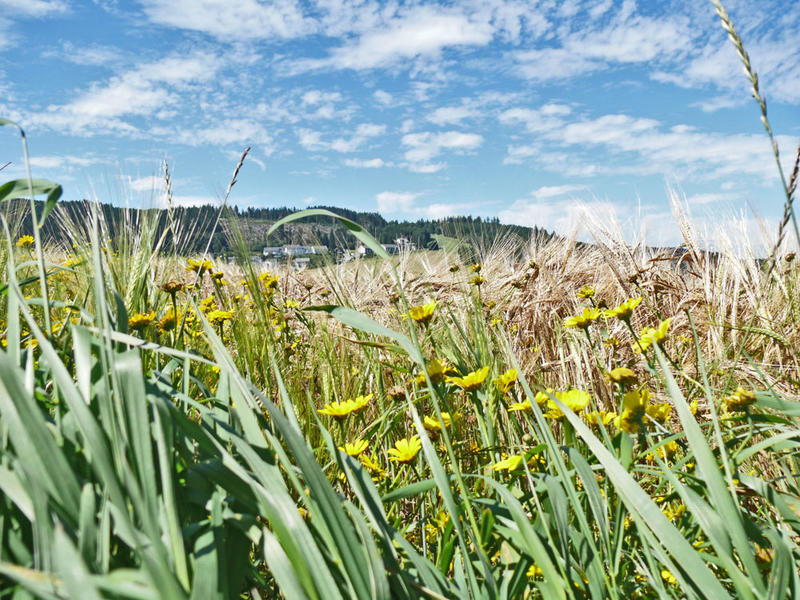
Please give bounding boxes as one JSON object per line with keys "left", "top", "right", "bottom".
{"left": 22, "top": 200, "right": 555, "bottom": 255}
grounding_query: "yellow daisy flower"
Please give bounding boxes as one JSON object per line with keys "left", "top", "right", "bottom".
{"left": 387, "top": 436, "right": 422, "bottom": 463}
{"left": 564, "top": 307, "right": 601, "bottom": 329}
{"left": 408, "top": 300, "right": 437, "bottom": 324}
{"left": 606, "top": 367, "right": 637, "bottom": 386}
{"left": 545, "top": 389, "right": 591, "bottom": 419}
{"left": 16, "top": 235, "right": 34, "bottom": 247}
{"left": 448, "top": 366, "right": 490, "bottom": 392}
{"left": 615, "top": 388, "right": 650, "bottom": 433}
{"left": 722, "top": 387, "right": 757, "bottom": 411}
{"left": 494, "top": 368, "right": 518, "bottom": 394}
{"left": 635, "top": 318, "right": 671, "bottom": 352}
{"left": 339, "top": 439, "right": 369, "bottom": 457}
{"left": 128, "top": 311, "right": 156, "bottom": 331}
{"left": 604, "top": 297, "right": 642, "bottom": 321}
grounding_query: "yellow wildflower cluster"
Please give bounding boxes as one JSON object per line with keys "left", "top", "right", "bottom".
{"left": 318, "top": 394, "right": 372, "bottom": 420}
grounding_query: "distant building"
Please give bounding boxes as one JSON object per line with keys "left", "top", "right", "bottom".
{"left": 395, "top": 237, "right": 417, "bottom": 251}
{"left": 263, "top": 244, "right": 328, "bottom": 257}
{"left": 291, "top": 257, "right": 310, "bottom": 270}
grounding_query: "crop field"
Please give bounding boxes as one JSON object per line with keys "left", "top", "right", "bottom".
{"left": 1, "top": 2, "right": 800, "bottom": 599}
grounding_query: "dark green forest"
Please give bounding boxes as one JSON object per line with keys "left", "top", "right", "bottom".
{"left": 14, "top": 199, "right": 555, "bottom": 256}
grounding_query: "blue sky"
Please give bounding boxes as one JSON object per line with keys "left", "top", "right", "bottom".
{"left": 1, "top": 0, "right": 798, "bottom": 245}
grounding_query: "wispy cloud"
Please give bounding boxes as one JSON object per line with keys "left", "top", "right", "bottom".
{"left": 289, "top": 6, "right": 493, "bottom": 73}
{"left": 345, "top": 157, "right": 387, "bottom": 168}
{"left": 375, "top": 191, "right": 419, "bottom": 213}
{"left": 0, "top": 0, "right": 68, "bottom": 17}
{"left": 139, "top": 0, "right": 314, "bottom": 40}
{"left": 513, "top": 2, "right": 692, "bottom": 81}
{"left": 298, "top": 123, "right": 386, "bottom": 153}
{"left": 402, "top": 130, "right": 484, "bottom": 171}
{"left": 26, "top": 52, "right": 222, "bottom": 135}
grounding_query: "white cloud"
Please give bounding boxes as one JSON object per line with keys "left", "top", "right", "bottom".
{"left": 402, "top": 130, "right": 484, "bottom": 165}
{"left": 128, "top": 175, "right": 163, "bottom": 192}
{"left": 43, "top": 41, "right": 122, "bottom": 66}
{"left": 298, "top": 123, "right": 386, "bottom": 153}
{"left": 291, "top": 6, "right": 493, "bottom": 72}
{"left": 301, "top": 90, "right": 342, "bottom": 105}
{"left": 499, "top": 102, "right": 792, "bottom": 183}
{"left": 651, "top": 3, "right": 800, "bottom": 104}
{"left": 513, "top": 3, "right": 691, "bottom": 81}
{"left": 373, "top": 90, "right": 392, "bottom": 105}
{"left": 178, "top": 118, "right": 273, "bottom": 151}
{"left": 139, "top": 0, "right": 313, "bottom": 40}
{"left": 0, "top": 0, "right": 68, "bottom": 17}
{"left": 427, "top": 105, "right": 477, "bottom": 126}
{"left": 529, "top": 184, "right": 588, "bottom": 199}
{"left": 29, "top": 52, "right": 222, "bottom": 135}
{"left": 345, "top": 158, "right": 386, "bottom": 168}
{"left": 417, "top": 202, "right": 472, "bottom": 219}
{"left": 375, "top": 191, "right": 419, "bottom": 213}
{"left": 28, "top": 154, "right": 105, "bottom": 169}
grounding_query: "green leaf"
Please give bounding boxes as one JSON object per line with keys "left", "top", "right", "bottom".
{"left": 305, "top": 304, "right": 423, "bottom": 365}
{"left": 557, "top": 395, "right": 732, "bottom": 598}
{"left": 0, "top": 178, "right": 62, "bottom": 225}
{"left": 268, "top": 208, "right": 389, "bottom": 259}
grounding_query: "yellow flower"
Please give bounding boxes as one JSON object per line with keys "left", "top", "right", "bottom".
{"left": 207, "top": 309, "right": 233, "bottom": 325}
{"left": 199, "top": 294, "right": 216, "bottom": 313}
{"left": 494, "top": 368, "right": 518, "bottom": 393}
{"left": 635, "top": 318, "right": 671, "bottom": 352}
{"left": 186, "top": 257, "right": 214, "bottom": 275}
{"left": 387, "top": 436, "right": 422, "bottom": 463}
{"left": 318, "top": 394, "right": 372, "bottom": 420}
{"left": 662, "top": 502, "right": 685, "bottom": 522}
{"left": 584, "top": 409, "right": 617, "bottom": 426}
{"left": 339, "top": 439, "right": 369, "bottom": 457}
{"left": 545, "top": 389, "right": 591, "bottom": 419}
{"left": 576, "top": 285, "right": 595, "bottom": 298}
{"left": 493, "top": 451, "right": 546, "bottom": 473}
{"left": 492, "top": 454, "right": 525, "bottom": 472}
{"left": 604, "top": 297, "right": 642, "bottom": 321}
{"left": 722, "top": 387, "right": 757, "bottom": 411}
{"left": 470, "top": 274, "right": 485, "bottom": 286}
{"left": 534, "top": 389, "right": 553, "bottom": 406}
{"left": 158, "top": 309, "right": 179, "bottom": 333}
{"left": 646, "top": 402, "right": 672, "bottom": 424}
{"left": 564, "top": 307, "right": 601, "bottom": 329}
{"left": 128, "top": 311, "right": 156, "bottom": 331}
{"left": 448, "top": 366, "right": 490, "bottom": 392}
{"left": 470, "top": 263, "right": 482, "bottom": 273}
{"left": 647, "top": 441, "right": 680, "bottom": 463}
{"left": 527, "top": 564, "right": 543, "bottom": 578}
{"left": 16, "top": 235, "right": 34, "bottom": 247}
{"left": 408, "top": 300, "right": 437, "bottom": 324}
{"left": 416, "top": 358, "right": 451, "bottom": 384}
{"left": 689, "top": 399, "right": 699, "bottom": 416}
{"left": 615, "top": 388, "right": 650, "bottom": 433}
{"left": 661, "top": 569, "right": 677, "bottom": 586}
{"left": 258, "top": 271, "right": 279, "bottom": 291}
{"left": 606, "top": 367, "right": 637, "bottom": 386}
{"left": 423, "top": 412, "right": 452, "bottom": 432}
{"left": 508, "top": 401, "right": 533, "bottom": 413}
{"left": 359, "top": 454, "right": 387, "bottom": 481}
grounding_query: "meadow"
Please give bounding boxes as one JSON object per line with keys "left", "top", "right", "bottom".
{"left": 1, "top": 2, "right": 800, "bottom": 598}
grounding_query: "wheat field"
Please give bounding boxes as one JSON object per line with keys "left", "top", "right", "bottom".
{"left": 1, "top": 2, "right": 800, "bottom": 598}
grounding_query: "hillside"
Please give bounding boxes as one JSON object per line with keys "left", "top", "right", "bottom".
{"left": 12, "top": 199, "right": 556, "bottom": 256}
